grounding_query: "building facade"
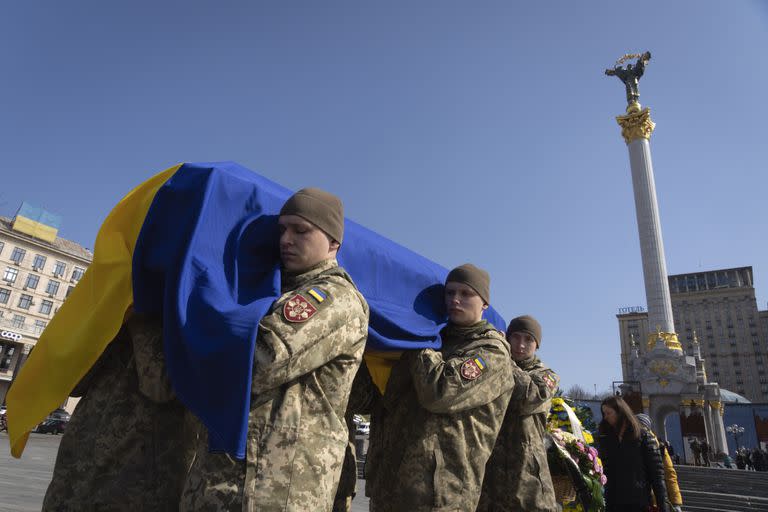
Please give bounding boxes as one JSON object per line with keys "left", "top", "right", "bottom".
{"left": 619, "top": 266, "right": 768, "bottom": 402}
{"left": 0, "top": 209, "right": 92, "bottom": 405}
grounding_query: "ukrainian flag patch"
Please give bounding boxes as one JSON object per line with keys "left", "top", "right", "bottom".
{"left": 474, "top": 356, "right": 487, "bottom": 370}
{"left": 307, "top": 288, "right": 327, "bottom": 303}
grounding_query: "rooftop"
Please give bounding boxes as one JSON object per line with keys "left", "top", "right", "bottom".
{"left": 0, "top": 216, "right": 93, "bottom": 262}
{"left": 720, "top": 388, "right": 752, "bottom": 404}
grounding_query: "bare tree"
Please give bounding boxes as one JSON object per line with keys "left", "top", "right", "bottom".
{"left": 564, "top": 384, "right": 591, "bottom": 400}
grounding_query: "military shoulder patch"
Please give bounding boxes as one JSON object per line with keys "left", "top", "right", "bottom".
{"left": 460, "top": 356, "right": 487, "bottom": 381}
{"left": 307, "top": 287, "right": 327, "bottom": 303}
{"left": 283, "top": 294, "right": 318, "bottom": 323}
{"left": 542, "top": 370, "right": 558, "bottom": 390}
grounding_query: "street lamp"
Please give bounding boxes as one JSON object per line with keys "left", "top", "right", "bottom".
{"left": 726, "top": 424, "right": 745, "bottom": 450}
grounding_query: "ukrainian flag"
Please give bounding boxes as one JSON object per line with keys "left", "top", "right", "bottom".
{"left": 12, "top": 202, "right": 63, "bottom": 243}
{"left": 6, "top": 165, "right": 179, "bottom": 458}
{"left": 6, "top": 162, "right": 505, "bottom": 459}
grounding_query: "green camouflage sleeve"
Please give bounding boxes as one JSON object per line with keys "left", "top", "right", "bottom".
{"left": 252, "top": 279, "right": 368, "bottom": 394}
{"left": 408, "top": 340, "right": 513, "bottom": 414}
{"left": 127, "top": 313, "right": 176, "bottom": 403}
{"left": 514, "top": 366, "right": 559, "bottom": 415}
{"left": 70, "top": 326, "right": 130, "bottom": 397}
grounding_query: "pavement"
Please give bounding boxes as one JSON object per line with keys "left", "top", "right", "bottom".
{"left": 0, "top": 433, "right": 59, "bottom": 512}
{"left": 0, "top": 432, "right": 371, "bottom": 512}
{"left": 7, "top": 432, "right": 767, "bottom": 512}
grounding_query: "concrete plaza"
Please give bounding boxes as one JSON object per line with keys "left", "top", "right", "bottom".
{"left": 0, "top": 433, "right": 370, "bottom": 512}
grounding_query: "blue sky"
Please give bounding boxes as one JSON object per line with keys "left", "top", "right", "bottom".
{"left": 1, "top": 1, "right": 766, "bottom": 393}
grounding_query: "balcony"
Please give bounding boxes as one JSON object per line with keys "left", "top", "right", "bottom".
{"left": 0, "top": 317, "right": 40, "bottom": 337}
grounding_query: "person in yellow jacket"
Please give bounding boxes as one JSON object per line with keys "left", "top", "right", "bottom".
{"left": 636, "top": 413, "right": 683, "bottom": 512}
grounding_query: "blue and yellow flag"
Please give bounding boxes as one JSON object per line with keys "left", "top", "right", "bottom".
{"left": 7, "top": 162, "right": 505, "bottom": 459}
{"left": 6, "top": 165, "right": 180, "bottom": 458}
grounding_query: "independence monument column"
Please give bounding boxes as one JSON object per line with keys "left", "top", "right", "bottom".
{"left": 606, "top": 52, "right": 680, "bottom": 351}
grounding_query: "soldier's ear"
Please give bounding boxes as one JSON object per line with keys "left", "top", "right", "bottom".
{"left": 328, "top": 239, "right": 340, "bottom": 252}
{"left": 482, "top": 303, "right": 489, "bottom": 310}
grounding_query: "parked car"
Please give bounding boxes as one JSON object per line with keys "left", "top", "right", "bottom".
{"left": 48, "top": 408, "right": 71, "bottom": 421}
{"left": 355, "top": 422, "right": 370, "bottom": 436}
{"left": 32, "top": 408, "right": 71, "bottom": 435}
{"left": 35, "top": 418, "right": 67, "bottom": 435}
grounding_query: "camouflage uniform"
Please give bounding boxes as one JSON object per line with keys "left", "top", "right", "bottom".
{"left": 42, "top": 313, "right": 197, "bottom": 512}
{"left": 366, "top": 321, "right": 515, "bottom": 512}
{"left": 476, "top": 356, "right": 559, "bottom": 511}
{"left": 181, "top": 258, "right": 369, "bottom": 512}
{"left": 332, "top": 415, "right": 358, "bottom": 512}
{"left": 332, "top": 363, "right": 376, "bottom": 512}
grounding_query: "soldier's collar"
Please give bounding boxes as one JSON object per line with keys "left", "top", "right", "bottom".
{"left": 281, "top": 258, "right": 338, "bottom": 290}
{"left": 515, "top": 355, "right": 540, "bottom": 371}
{"left": 442, "top": 319, "right": 490, "bottom": 338}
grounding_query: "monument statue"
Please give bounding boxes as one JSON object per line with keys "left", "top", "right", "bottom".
{"left": 607, "top": 50, "right": 730, "bottom": 457}
{"left": 605, "top": 51, "right": 651, "bottom": 106}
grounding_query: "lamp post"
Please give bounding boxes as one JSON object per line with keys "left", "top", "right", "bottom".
{"left": 726, "top": 424, "right": 745, "bottom": 451}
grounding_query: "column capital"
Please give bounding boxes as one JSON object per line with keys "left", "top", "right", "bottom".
{"left": 616, "top": 104, "right": 655, "bottom": 144}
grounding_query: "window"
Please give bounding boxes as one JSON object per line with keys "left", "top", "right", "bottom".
{"left": 53, "top": 261, "right": 66, "bottom": 278}
{"left": 0, "top": 344, "right": 14, "bottom": 370}
{"left": 71, "top": 266, "right": 85, "bottom": 281}
{"left": 39, "top": 300, "right": 53, "bottom": 315}
{"left": 25, "top": 274, "right": 39, "bottom": 290}
{"left": 33, "top": 320, "right": 47, "bottom": 334}
{"left": 0, "top": 241, "right": 4, "bottom": 255}
{"left": 0, "top": 288, "right": 9, "bottom": 304}
{"left": 10, "top": 248, "right": 26, "bottom": 264}
{"left": 11, "top": 315, "right": 25, "bottom": 329}
{"left": 65, "top": 286, "right": 75, "bottom": 298}
{"left": 3, "top": 267, "right": 19, "bottom": 283}
{"left": 32, "top": 254, "right": 46, "bottom": 271}
{"left": 17, "top": 294, "right": 32, "bottom": 310}
{"left": 46, "top": 280, "right": 60, "bottom": 296}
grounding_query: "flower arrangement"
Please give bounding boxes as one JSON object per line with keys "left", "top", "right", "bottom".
{"left": 547, "top": 429, "right": 606, "bottom": 512}
{"left": 547, "top": 397, "right": 605, "bottom": 511}
{"left": 548, "top": 397, "right": 595, "bottom": 444}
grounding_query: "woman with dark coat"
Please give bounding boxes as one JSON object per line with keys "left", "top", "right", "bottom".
{"left": 598, "top": 396, "right": 668, "bottom": 512}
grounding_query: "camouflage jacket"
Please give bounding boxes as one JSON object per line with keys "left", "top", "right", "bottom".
{"left": 476, "top": 356, "right": 559, "bottom": 512}
{"left": 181, "top": 259, "right": 369, "bottom": 512}
{"left": 42, "top": 313, "right": 197, "bottom": 512}
{"left": 332, "top": 363, "right": 377, "bottom": 512}
{"left": 366, "top": 320, "right": 515, "bottom": 512}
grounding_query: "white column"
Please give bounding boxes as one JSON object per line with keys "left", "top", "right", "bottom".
{"left": 627, "top": 138, "right": 675, "bottom": 333}
{"left": 712, "top": 409, "right": 729, "bottom": 454}
{"left": 702, "top": 404, "right": 714, "bottom": 450}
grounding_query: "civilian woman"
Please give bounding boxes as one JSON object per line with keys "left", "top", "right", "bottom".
{"left": 598, "top": 396, "right": 668, "bottom": 512}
